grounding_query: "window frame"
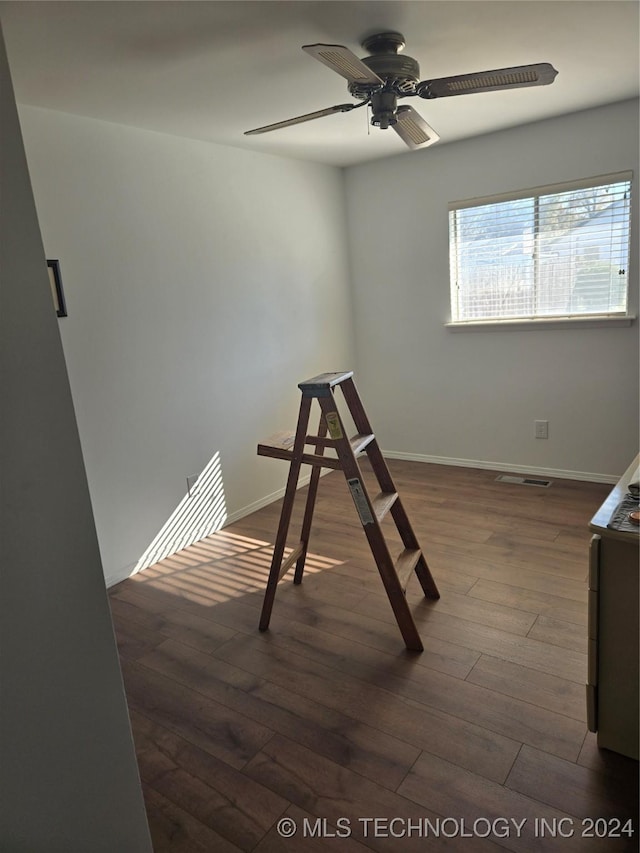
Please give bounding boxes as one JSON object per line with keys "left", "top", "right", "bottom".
{"left": 447, "top": 171, "right": 634, "bottom": 329}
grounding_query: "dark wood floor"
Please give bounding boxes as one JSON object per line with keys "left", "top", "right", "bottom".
{"left": 109, "top": 460, "right": 639, "bottom": 852}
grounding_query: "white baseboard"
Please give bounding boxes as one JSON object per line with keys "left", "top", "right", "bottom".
{"left": 105, "top": 454, "right": 617, "bottom": 589}
{"left": 105, "top": 563, "right": 137, "bottom": 589}
{"left": 223, "top": 469, "right": 331, "bottom": 524}
{"left": 381, "top": 449, "right": 620, "bottom": 485}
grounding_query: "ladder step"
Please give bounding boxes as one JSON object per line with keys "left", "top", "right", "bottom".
{"left": 258, "top": 431, "right": 375, "bottom": 469}
{"left": 395, "top": 548, "right": 422, "bottom": 591}
{"left": 305, "top": 433, "right": 373, "bottom": 455}
{"left": 371, "top": 491, "right": 398, "bottom": 522}
{"left": 350, "top": 433, "right": 375, "bottom": 455}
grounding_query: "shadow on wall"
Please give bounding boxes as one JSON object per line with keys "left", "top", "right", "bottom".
{"left": 134, "top": 451, "right": 228, "bottom": 573}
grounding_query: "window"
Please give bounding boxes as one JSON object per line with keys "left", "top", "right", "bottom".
{"left": 449, "top": 173, "right": 632, "bottom": 324}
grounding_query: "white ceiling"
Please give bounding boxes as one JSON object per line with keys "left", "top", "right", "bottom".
{"left": 1, "top": 1, "right": 638, "bottom": 167}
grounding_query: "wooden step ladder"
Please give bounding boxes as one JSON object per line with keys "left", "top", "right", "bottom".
{"left": 257, "top": 371, "right": 439, "bottom": 651}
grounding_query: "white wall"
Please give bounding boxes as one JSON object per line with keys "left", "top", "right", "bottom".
{"left": 18, "top": 98, "right": 639, "bottom": 593}
{"left": 19, "top": 106, "right": 355, "bottom": 584}
{"left": 0, "top": 29, "right": 151, "bottom": 851}
{"left": 345, "top": 99, "right": 639, "bottom": 480}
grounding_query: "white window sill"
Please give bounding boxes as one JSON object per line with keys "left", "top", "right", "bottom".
{"left": 445, "top": 315, "right": 636, "bottom": 332}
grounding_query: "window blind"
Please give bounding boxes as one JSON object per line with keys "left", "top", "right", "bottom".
{"left": 449, "top": 173, "right": 632, "bottom": 323}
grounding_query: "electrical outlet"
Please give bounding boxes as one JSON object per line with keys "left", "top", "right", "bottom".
{"left": 534, "top": 420, "right": 549, "bottom": 439}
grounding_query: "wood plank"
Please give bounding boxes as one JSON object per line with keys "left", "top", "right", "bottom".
{"left": 330, "top": 555, "right": 479, "bottom": 596}
{"left": 237, "top": 613, "right": 586, "bottom": 762}
{"left": 249, "top": 589, "right": 428, "bottom": 661}
{"left": 467, "top": 578, "right": 588, "bottom": 627}
{"left": 506, "top": 744, "right": 639, "bottom": 825}
{"left": 179, "top": 528, "right": 271, "bottom": 559}
{"left": 249, "top": 593, "right": 480, "bottom": 680}
{"left": 143, "top": 786, "right": 244, "bottom": 853}
{"left": 361, "top": 585, "right": 538, "bottom": 636}
{"left": 130, "top": 711, "right": 288, "bottom": 852}
{"left": 412, "top": 607, "right": 588, "bottom": 682}
{"left": 111, "top": 614, "right": 167, "bottom": 661}
{"left": 398, "top": 750, "right": 625, "bottom": 853}
{"left": 212, "top": 633, "right": 523, "bottom": 785}
{"left": 245, "top": 734, "right": 503, "bottom": 853}
{"left": 466, "top": 655, "right": 587, "bottom": 722}
{"left": 577, "top": 732, "right": 640, "bottom": 782}
{"left": 261, "top": 559, "right": 370, "bottom": 613}
{"left": 423, "top": 535, "right": 589, "bottom": 581}
{"left": 394, "top": 548, "right": 421, "bottom": 590}
{"left": 276, "top": 594, "right": 587, "bottom": 683}
{"left": 110, "top": 581, "right": 178, "bottom": 614}
{"left": 135, "top": 638, "right": 422, "bottom": 791}
{"left": 404, "top": 495, "right": 567, "bottom": 541}
{"left": 121, "top": 659, "right": 273, "bottom": 769}
{"left": 109, "top": 595, "right": 238, "bottom": 654}
{"left": 371, "top": 491, "right": 398, "bottom": 523}
{"left": 350, "top": 433, "right": 375, "bottom": 455}
{"left": 426, "top": 547, "right": 588, "bottom": 602}
{"left": 173, "top": 595, "right": 270, "bottom": 634}
{"left": 527, "top": 614, "right": 588, "bottom": 653}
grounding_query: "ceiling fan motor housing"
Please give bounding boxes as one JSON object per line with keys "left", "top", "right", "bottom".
{"left": 360, "top": 54, "right": 420, "bottom": 92}
{"left": 349, "top": 31, "right": 421, "bottom": 99}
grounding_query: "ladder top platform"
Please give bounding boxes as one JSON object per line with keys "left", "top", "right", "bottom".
{"left": 298, "top": 371, "right": 354, "bottom": 396}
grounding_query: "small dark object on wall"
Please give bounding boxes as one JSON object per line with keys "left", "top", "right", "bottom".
{"left": 47, "top": 259, "right": 67, "bottom": 317}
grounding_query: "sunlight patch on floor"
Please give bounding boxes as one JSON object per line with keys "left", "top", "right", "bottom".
{"left": 130, "top": 530, "right": 344, "bottom": 606}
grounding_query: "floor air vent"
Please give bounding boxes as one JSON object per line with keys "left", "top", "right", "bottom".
{"left": 495, "top": 474, "right": 552, "bottom": 488}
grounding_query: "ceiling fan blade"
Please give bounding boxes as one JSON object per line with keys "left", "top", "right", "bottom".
{"left": 302, "top": 43, "right": 383, "bottom": 86}
{"left": 419, "top": 63, "right": 558, "bottom": 98}
{"left": 392, "top": 105, "right": 440, "bottom": 150}
{"left": 244, "top": 103, "right": 356, "bottom": 136}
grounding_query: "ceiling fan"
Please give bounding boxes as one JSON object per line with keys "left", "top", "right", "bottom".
{"left": 245, "top": 32, "right": 558, "bottom": 150}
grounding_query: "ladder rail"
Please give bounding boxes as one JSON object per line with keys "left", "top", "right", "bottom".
{"left": 294, "top": 414, "right": 328, "bottom": 584}
{"left": 316, "top": 393, "right": 425, "bottom": 651}
{"left": 390, "top": 498, "right": 440, "bottom": 599}
{"left": 342, "top": 375, "right": 440, "bottom": 600}
{"left": 258, "top": 394, "right": 312, "bottom": 632}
